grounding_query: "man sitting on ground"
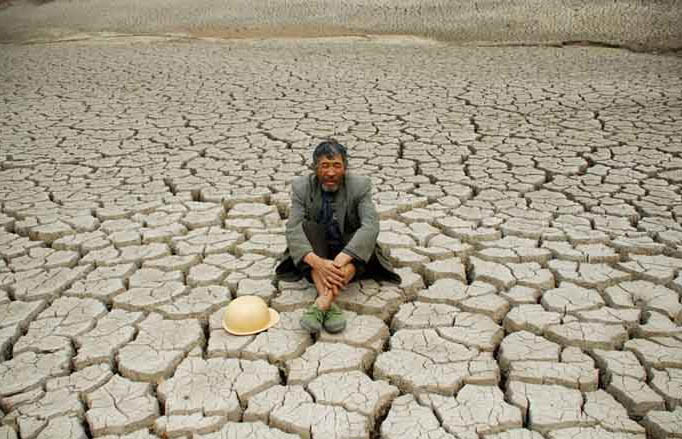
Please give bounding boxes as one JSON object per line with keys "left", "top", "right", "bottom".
{"left": 275, "top": 139, "right": 400, "bottom": 334}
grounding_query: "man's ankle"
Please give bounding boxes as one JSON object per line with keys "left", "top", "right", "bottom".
{"left": 315, "top": 296, "right": 331, "bottom": 311}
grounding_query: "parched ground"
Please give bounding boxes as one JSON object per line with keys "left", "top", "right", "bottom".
{"left": 0, "top": 0, "right": 681, "bottom": 51}
{"left": 1, "top": 37, "right": 682, "bottom": 439}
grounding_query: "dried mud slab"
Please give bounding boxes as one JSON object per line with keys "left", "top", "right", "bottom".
{"left": 334, "top": 279, "right": 409, "bottom": 321}
{"left": 117, "top": 313, "right": 204, "bottom": 382}
{"left": 248, "top": 384, "right": 371, "bottom": 439}
{"left": 0, "top": 351, "right": 71, "bottom": 397}
{"left": 286, "top": 342, "right": 374, "bottom": 384}
{"left": 642, "top": 407, "right": 682, "bottom": 439}
{"left": 418, "top": 385, "right": 523, "bottom": 436}
{"left": 158, "top": 357, "right": 280, "bottom": 419}
{"left": 375, "top": 328, "right": 498, "bottom": 395}
{"left": 194, "top": 422, "right": 299, "bottom": 439}
{"left": 307, "top": 371, "right": 399, "bottom": 426}
{"left": 85, "top": 375, "right": 159, "bottom": 437}
{"left": 380, "top": 394, "right": 456, "bottom": 439}
{"left": 506, "top": 382, "right": 591, "bottom": 433}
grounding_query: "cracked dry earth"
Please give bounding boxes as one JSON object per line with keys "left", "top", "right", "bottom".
{"left": 1, "top": 37, "right": 682, "bottom": 439}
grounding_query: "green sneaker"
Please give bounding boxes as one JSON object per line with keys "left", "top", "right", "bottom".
{"left": 323, "top": 303, "right": 346, "bottom": 333}
{"left": 300, "top": 304, "right": 325, "bottom": 334}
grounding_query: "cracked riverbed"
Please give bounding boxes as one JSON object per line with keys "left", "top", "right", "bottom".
{"left": 0, "top": 38, "right": 681, "bottom": 439}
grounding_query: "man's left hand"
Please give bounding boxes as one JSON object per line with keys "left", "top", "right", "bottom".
{"left": 333, "top": 252, "right": 353, "bottom": 269}
{"left": 339, "top": 263, "right": 356, "bottom": 287}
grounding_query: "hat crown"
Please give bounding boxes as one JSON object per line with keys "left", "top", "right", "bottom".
{"left": 223, "top": 296, "right": 270, "bottom": 334}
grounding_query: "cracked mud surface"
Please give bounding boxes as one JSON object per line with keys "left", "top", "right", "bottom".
{"left": 1, "top": 38, "right": 682, "bottom": 438}
{"left": 0, "top": 0, "right": 681, "bottom": 53}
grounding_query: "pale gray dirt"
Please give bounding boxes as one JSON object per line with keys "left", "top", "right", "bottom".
{"left": 1, "top": 37, "right": 682, "bottom": 439}
{"left": 0, "top": 0, "right": 681, "bottom": 51}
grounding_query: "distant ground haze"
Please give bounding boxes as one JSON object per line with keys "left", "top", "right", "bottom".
{"left": 0, "top": 0, "right": 681, "bottom": 50}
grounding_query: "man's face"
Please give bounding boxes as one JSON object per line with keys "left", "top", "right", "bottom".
{"left": 316, "top": 154, "right": 346, "bottom": 192}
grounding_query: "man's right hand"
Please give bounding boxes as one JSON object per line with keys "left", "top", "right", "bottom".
{"left": 304, "top": 252, "right": 345, "bottom": 289}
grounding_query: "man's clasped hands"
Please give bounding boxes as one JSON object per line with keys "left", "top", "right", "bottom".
{"left": 303, "top": 251, "right": 356, "bottom": 310}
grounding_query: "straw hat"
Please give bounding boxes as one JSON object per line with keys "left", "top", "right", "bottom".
{"left": 222, "top": 295, "right": 280, "bottom": 335}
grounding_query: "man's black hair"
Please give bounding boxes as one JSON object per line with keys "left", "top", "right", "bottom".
{"left": 312, "top": 139, "right": 348, "bottom": 168}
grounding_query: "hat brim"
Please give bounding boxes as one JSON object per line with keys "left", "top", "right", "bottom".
{"left": 223, "top": 308, "right": 280, "bottom": 336}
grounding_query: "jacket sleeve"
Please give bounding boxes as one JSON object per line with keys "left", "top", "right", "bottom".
{"left": 285, "top": 178, "right": 313, "bottom": 266}
{"left": 343, "top": 179, "right": 379, "bottom": 263}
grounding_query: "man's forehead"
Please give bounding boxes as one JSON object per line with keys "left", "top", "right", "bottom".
{"left": 317, "top": 154, "right": 345, "bottom": 164}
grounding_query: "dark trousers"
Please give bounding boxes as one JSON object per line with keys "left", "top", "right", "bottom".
{"left": 299, "top": 221, "right": 365, "bottom": 282}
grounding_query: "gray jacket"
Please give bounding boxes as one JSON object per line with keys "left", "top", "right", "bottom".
{"left": 275, "top": 173, "right": 399, "bottom": 283}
